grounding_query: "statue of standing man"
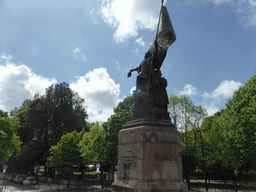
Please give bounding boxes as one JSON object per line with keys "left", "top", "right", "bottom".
{"left": 128, "top": 3, "right": 176, "bottom": 120}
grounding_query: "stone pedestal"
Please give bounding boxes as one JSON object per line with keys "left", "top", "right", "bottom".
{"left": 112, "top": 119, "right": 188, "bottom": 192}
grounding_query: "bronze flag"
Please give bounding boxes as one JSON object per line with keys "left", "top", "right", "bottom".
{"left": 156, "top": 6, "right": 176, "bottom": 49}
{"left": 148, "top": 6, "right": 176, "bottom": 70}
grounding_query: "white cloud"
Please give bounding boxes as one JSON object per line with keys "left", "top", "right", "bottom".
{"left": 135, "top": 37, "right": 145, "bottom": 47}
{"left": 247, "top": 0, "right": 256, "bottom": 26}
{"left": 70, "top": 67, "right": 120, "bottom": 122}
{"left": 205, "top": 105, "right": 220, "bottom": 116}
{"left": 174, "top": 80, "right": 242, "bottom": 117}
{"left": 0, "top": 54, "right": 12, "bottom": 63}
{"left": 199, "top": 80, "right": 241, "bottom": 116}
{"left": 202, "top": 91, "right": 211, "bottom": 99}
{"left": 0, "top": 54, "right": 57, "bottom": 113}
{"left": 130, "top": 86, "right": 136, "bottom": 94}
{"left": 177, "top": 84, "right": 198, "bottom": 96}
{"left": 202, "top": 80, "right": 242, "bottom": 101}
{"left": 210, "top": 0, "right": 232, "bottom": 5}
{"left": 73, "top": 47, "right": 87, "bottom": 61}
{"left": 211, "top": 80, "right": 242, "bottom": 98}
{"left": 99, "top": 0, "right": 161, "bottom": 42}
{"left": 98, "top": 0, "right": 256, "bottom": 42}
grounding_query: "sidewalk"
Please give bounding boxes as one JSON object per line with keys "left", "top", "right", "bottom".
{"left": 31, "top": 181, "right": 112, "bottom": 192}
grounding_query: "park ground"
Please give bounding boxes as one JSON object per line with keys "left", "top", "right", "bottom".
{"left": 1, "top": 178, "right": 256, "bottom": 192}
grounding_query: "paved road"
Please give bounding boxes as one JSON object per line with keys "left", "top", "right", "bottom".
{"left": 0, "top": 180, "right": 40, "bottom": 192}
{"left": 0, "top": 180, "right": 111, "bottom": 192}
{"left": 2, "top": 179, "right": 255, "bottom": 192}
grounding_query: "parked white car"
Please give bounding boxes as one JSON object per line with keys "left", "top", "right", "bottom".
{"left": 22, "top": 177, "right": 36, "bottom": 185}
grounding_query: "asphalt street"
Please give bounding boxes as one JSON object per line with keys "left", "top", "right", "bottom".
{"left": 0, "top": 180, "right": 112, "bottom": 192}
{"left": 1, "top": 180, "right": 41, "bottom": 192}
{"left": 1, "top": 178, "right": 256, "bottom": 192}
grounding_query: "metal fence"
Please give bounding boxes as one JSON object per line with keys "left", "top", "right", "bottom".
{"left": 0, "top": 182, "right": 10, "bottom": 192}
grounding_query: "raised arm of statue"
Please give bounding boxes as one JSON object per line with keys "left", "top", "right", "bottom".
{"left": 128, "top": 67, "right": 139, "bottom": 78}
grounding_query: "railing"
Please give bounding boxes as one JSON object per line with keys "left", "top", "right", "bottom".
{"left": 1, "top": 182, "right": 9, "bottom": 192}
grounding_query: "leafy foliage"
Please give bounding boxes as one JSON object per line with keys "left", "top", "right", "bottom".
{"left": 79, "top": 123, "right": 105, "bottom": 164}
{"left": 47, "top": 131, "right": 81, "bottom": 168}
{"left": 7, "top": 82, "right": 88, "bottom": 175}
{"left": 15, "top": 106, "right": 34, "bottom": 146}
{"left": 211, "top": 74, "right": 256, "bottom": 173}
{"left": 103, "top": 96, "right": 133, "bottom": 165}
{"left": 168, "top": 94, "right": 207, "bottom": 187}
{"left": 0, "top": 110, "right": 21, "bottom": 162}
{"left": 168, "top": 94, "right": 207, "bottom": 131}
{"left": 198, "top": 72, "right": 256, "bottom": 181}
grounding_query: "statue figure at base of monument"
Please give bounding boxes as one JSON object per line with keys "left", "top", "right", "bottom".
{"left": 128, "top": 67, "right": 170, "bottom": 120}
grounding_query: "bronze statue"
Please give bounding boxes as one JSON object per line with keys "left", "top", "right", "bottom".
{"left": 128, "top": 3, "right": 176, "bottom": 120}
{"left": 128, "top": 51, "right": 152, "bottom": 92}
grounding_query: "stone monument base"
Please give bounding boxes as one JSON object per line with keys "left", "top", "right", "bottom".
{"left": 112, "top": 119, "right": 188, "bottom": 192}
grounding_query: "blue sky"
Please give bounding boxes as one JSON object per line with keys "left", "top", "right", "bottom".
{"left": 0, "top": 0, "right": 256, "bottom": 122}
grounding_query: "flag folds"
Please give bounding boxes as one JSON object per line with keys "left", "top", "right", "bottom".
{"left": 156, "top": 6, "right": 176, "bottom": 49}
{"left": 148, "top": 6, "right": 176, "bottom": 70}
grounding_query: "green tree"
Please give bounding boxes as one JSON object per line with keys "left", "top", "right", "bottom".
{"left": 102, "top": 96, "right": 133, "bottom": 184}
{"left": 15, "top": 106, "right": 34, "bottom": 146}
{"left": 168, "top": 93, "right": 183, "bottom": 126}
{"left": 168, "top": 94, "right": 207, "bottom": 188}
{"left": 8, "top": 141, "right": 43, "bottom": 174}
{"left": 103, "top": 96, "right": 133, "bottom": 165}
{"left": 8, "top": 82, "right": 88, "bottom": 175}
{"left": 206, "top": 73, "right": 256, "bottom": 188}
{"left": 0, "top": 110, "right": 21, "bottom": 162}
{"left": 79, "top": 123, "right": 104, "bottom": 164}
{"left": 79, "top": 123, "right": 106, "bottom": 188}
{"left": 200, "top": 111, "right": 225, "bottom": 176}
{"left": 32, "top": 83, "right": 88, "bottom": 167}
{"left": 223, "top": 74, "right": 256, "bottom": 172}
{"left": 200, "top": 71, "right": 256, "bottom": 191}
{"left": 47, "top": 131, "right": 81, "bottom": 188}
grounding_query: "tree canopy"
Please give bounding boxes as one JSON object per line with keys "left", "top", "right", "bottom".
{"left": 205, "top": 73, "right": 256, "bottom": 173}
{"left": 0, "top": 110, "right": 21, "bottom": 162}
{"left": 102, "top": 96, "right": 133, "bottom": 165}
{"left": 79, "top": 123, "right": 105, "bottom": 164}
{"left": 47, "top": 131, "right": 81, "bottom": 168}
{"left": 168, "top": 94, "right": 207, "bottom": 188}
{"left": 7, "top": 82, "right": 88, "bottom": 174}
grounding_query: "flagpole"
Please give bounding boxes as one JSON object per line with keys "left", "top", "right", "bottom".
{"left": 146, "top": 0, "right": 164, "bottom": 93}
{"left": 156, "top": 0, "right": 164, "bottom": 40}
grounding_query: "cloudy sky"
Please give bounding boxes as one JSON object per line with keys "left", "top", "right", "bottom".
{"left": 0, "top": 0, "right": 255, "bottom": 122}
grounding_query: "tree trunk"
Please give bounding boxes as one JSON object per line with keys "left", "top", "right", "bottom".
{"left": 233, "top": 179, "right": 238, "bottom": 192}
{"left": 100, "top": 159, "right": 104, "bottom": 189}
{"left": 108, "top": 164, "right": 115, "bottom": 184}
{"left": 200, "top": 131, "right": 208, "bottom": 192}
{"left": 185, "top": 117, "right": 190, "bottom": 190}
{"left": 185, "top": 166, "right": 190, "bottom": 189}
{"left": 44, "top": 166, "right": 47, "bottom": 177}
{"left": 233, "top": 170, "right": 238, "bottom": 192}
{"left": 67, "top": 166, "right": 72, "bottom": 188}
